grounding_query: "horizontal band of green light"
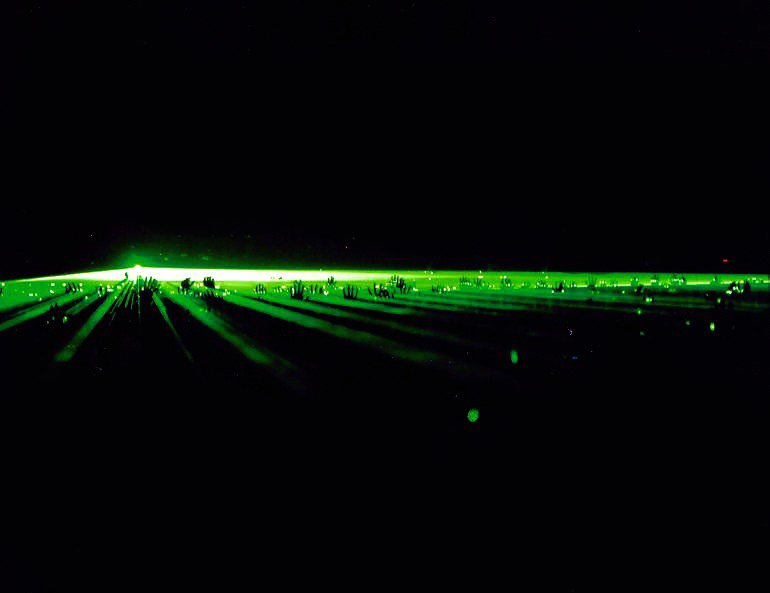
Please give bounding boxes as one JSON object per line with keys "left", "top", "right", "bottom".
{"left": 8, "top": 266, "right": 768, "bottom": 286}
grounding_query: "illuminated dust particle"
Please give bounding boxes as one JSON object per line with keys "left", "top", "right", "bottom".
{"left": 467, "top": 408, "right": 479, "bottom": 423}
{"left": 710, "top": 322, "right": 716, "bottom": 332}
{"left": 510, "top": 349, "right": 519, "bottom": 364}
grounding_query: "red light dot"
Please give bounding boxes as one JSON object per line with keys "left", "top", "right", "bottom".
{"left": 722, "top": 259, "right": 729, "bottom": 263}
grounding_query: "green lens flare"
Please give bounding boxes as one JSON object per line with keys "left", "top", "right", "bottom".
{"left": 467, "top": 408, "right": 479, "bottom": 423}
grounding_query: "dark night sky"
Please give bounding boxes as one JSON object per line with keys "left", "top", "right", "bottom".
{"left": 2, "top": 2, "right": 768, "bottom": 278}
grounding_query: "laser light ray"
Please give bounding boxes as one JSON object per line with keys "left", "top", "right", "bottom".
{"left": 54, "top": 289, "right": 123, "bottom": 363}
{"left": 0, "top": 292, "right": 85, "bottom": 333}
{"left": 161, "top": 289, "right": 305, "bottom": 392}
{"left": 10, "top": 267, "right": 766, "bottom": 287}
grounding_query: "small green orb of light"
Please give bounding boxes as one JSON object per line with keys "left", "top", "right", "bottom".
{"left": 510, "top": 349, "right": 519, "bottom": 364}
{"left": 710, "top": 322, "right": 716, "bottom": 332}
{"left": 637, "top": 308, "right": 642, "bottom": 315}
{"left": 467, "top": 408, "right": 480, "bottom": 423}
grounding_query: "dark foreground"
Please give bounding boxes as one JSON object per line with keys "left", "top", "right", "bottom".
{"left": 1, "top": 278, "right": 769, "bottom": 590}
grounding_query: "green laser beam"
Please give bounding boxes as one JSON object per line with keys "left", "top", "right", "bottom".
{"left": 54, "top": 290, "right": 123, "bottom": 363}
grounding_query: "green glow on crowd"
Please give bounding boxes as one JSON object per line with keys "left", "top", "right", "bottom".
{"left": 467, "top": 408, "right": 480, "bottom": 423}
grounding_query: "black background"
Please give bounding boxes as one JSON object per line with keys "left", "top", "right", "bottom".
{"left": 2, "top": 2, "right": 768, "bottom": 278}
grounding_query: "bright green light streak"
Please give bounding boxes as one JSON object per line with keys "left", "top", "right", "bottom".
{"left": 467, "top": 408, "right": 479, "bottom": 422}
{"left": 220, "top": 291, "right": 506, "bottom": 381}
{"left": 0, "top": 292, "right": 84, "bottom": 333}
{"left": 54, "top": 288, "right": 124, "bottom": 363}
{"left": 163, "top": 290, "right": 296, "bottom": 371}
{"left": 152, "top": 292, "right": 193, "bottom": 364}
{"left": 18, "top": 267, "right": 432, "bottom": 283}
{"left": 397, "top": 292, "right": 534, "bottom": 313}
{"left": 262, "top": 293, "right": 492, "bottom": 354}
{"left": 65, "top": 292, "right": 100, "bottom": 317}
{"left": 11, "top": 267, "right": 767, "bottom": 286}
